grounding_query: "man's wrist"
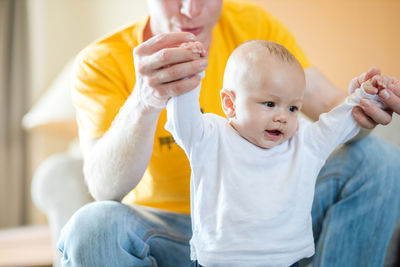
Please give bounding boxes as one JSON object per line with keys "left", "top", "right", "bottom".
{"left": 131, "top": 87, "right": 164, "bottom": 115}
{"left": 113, "top": 88, "right": 163, "bottom": 130}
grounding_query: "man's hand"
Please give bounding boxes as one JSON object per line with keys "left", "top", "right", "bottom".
{"left": 133, "top": 32, "right": 208, "bottom": 110}
{"left": 349, "top": 67, "right": 399, "bottom": 129}
{"left": 373, "top": 74, "right": 400, "bottom": 113}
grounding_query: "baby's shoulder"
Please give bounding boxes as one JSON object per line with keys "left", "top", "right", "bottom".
{"left": 296, "top": 117, "right": 313, "bottom": 135}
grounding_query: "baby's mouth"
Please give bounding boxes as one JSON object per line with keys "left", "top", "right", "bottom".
{"left": 264, "top": 129, "right": 283, "bottom": 141}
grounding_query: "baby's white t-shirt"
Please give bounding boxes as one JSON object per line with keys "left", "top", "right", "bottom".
{"left": 165, "top": 83, "right": 362, "bottom": 267}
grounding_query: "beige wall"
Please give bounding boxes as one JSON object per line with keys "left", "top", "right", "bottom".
{"left": 250, "top": 0, "right": 400, "bottom": 145}
{"left": 26, "top": 0, "right": 400, "bottom": 223}
{"left": 251, "top": 0, "right": 400, "bottom": 89}
{"left": 27, "top": 0, "right": 148, "bottom": 104}
{"left": 28, "top": 0, "right": 400, "bottom": 104}
{"left": 26, "top": 0, "right": 148, "bottom": 223}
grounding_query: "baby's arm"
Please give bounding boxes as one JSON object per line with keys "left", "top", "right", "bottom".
{"left": 305, "top": 79, "right": 383, "bottom": 159}
{"left": 165, "top": 42, "right": 207, "bottom": 151}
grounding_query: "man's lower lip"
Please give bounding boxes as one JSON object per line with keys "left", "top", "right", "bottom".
{"left": 181, "top": 27, "right": 203, "bottom": 35}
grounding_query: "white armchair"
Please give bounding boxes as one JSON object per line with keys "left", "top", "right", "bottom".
{"left": 31, "top": 150, "right": 93, "bottom": 267}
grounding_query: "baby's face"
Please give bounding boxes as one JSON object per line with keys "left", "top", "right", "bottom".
{"left": 229, "top": 58, "right": 305, "bottom": 149}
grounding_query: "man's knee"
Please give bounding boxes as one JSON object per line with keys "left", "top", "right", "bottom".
{"left": 342, "top": 135, "right": 400, "bottom": 210}
{"left": 57, "top": 201, "right": 143, "bottom": 264}
{"left": 317, "top": 135, "right": 400, "bottom": 212}
{"left": 347, "top": 135, "right": 399, "bottom": 163}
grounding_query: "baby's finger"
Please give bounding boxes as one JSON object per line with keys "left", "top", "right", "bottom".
{"left": 362, "top": 79, "right": 378, "bottom": 95}
{"left": 360, "top": 66, "right": 381, "bottom": 84}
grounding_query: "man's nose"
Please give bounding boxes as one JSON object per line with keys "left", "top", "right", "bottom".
{"left": 180, "top": 0, "right": 202, "bottom": 18}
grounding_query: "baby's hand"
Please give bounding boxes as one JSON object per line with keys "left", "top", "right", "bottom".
{"left": 179, "top": 41, "right": 207, "bottom": 58}
{"left": 348, "top": 67, "right": 396, "bottom": 128}
{"left": 178, "top": 41, "right": 207, "bottom": 80}
{"left": 361, "top": 76, "right": 387, "bottom": 94}
{"left": 349, "top": 78, "right": 387, "bottom": 109}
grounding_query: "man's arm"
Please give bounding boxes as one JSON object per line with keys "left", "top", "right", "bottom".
{"left": 81, "top": 33, "right": 208, "bottom": 201}
{"left": 302, "top": 67, "right": 347, "bottom": 121}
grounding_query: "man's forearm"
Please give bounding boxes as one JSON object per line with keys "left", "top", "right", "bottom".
{"left": 82, "top": 88, "right": 162, "bottom": 201}
{"left": 303, "top": 67, "right": 347, "bottom": 121}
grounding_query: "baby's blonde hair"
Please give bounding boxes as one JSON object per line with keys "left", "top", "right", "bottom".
{"left": 247, "top": 40, "right": 299, "bottom": 64}
{"left": 223, "top": 40, "right": 303, "bottom": 90}
{"left": 230, "top": 40, "right": 302, "bottom": 68}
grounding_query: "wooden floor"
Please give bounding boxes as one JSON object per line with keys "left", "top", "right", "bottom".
{"left": 0, "top": 225, "right": 53, "bottom": 267}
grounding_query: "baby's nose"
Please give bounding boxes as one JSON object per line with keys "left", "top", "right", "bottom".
{"left": 273, "top": 110, "right": 288, "bottom": 123}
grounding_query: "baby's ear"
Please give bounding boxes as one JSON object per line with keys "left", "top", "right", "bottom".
{"left": 220, "top": 88, "right": 236, "bottom": 118}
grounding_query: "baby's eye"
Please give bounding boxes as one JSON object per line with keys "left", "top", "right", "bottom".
{"left": 289, "top": 106, "right": 298, "bottom": 112}
{"left": 263, "top": 101, "right": 275, "bottom": 107}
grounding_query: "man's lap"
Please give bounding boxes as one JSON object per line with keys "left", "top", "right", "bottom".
{"left": 58, "top": 135, "right": 400, "bottom": 266}
{"left": 57, "top": 201, "right": 192, "bottom": 266}
{"left": 308, "top": 135, "right": 400, "bottom": 266}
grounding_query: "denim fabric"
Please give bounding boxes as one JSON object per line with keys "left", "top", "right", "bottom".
{"left": 306, "top": 135, "right": 400, "bottom": 267}
{"left": 190, "top": 260, "right": 201, "bottom": 267}
{"left": 58, "top": 135, "right": 400, "bottom": 267}
{"left": 190, "top": 260, "right": 300, "bottom": 266}
{"left": 57, "top": 202, "right": 192, "bottom": 267}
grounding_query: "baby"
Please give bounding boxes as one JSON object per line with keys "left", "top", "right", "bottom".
{"left": 166, "top": 40, "right": 384, "bottom": 267}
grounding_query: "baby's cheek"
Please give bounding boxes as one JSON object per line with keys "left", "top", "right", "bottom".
{"left": 288, "top": 120, "right": 299, "bottom": 138}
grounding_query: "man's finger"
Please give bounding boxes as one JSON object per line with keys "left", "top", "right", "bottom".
{"left": 388, "top": 79, "right": 400, "bottom": 97}
{"left": 352, "top": 107, "right": 377, "bottom": 129}
{"left": 379, "top": 89, "right": 400, "bottom": 114}
{"left": 135, "top": 32, "right": 196, "bottom": 55}
{"left": 160, "top": 73, "right": 203, "bottom": 98}
{"left": 359, "top": 98, "right": 392, "bottom": 126}
{"left": 139, "top": 47, "right": 199, "bottom": 74}
{"left": 348, "top": 76, "right": 361, "bottom": 94}
{"left": 149, "top": 58, "right": 208, "bottom": 85}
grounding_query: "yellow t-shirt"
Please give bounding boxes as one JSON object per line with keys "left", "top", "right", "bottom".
{"left": 73, "top": 0, "right": 312, "bottom": 214}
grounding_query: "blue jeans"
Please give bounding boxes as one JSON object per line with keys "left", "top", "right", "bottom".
{"left": 57, "top": 136, "right": 400, "bottom": 267}
{"left": 190, "top": 260, "right": 299, "bottom": 266}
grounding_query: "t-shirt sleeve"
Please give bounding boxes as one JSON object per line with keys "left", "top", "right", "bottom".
{"left": 165, "top": 80, "right": 206, "bottom": 154}
{"left": 304, "top": 99, "right": 361, "bottom": 159}
{"left": 72, "top": 44, "right": 134, "bottom": 143}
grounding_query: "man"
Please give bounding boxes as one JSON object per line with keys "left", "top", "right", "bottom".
{"left": 58, "top": 0, "right": 400, "bottom": 266}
